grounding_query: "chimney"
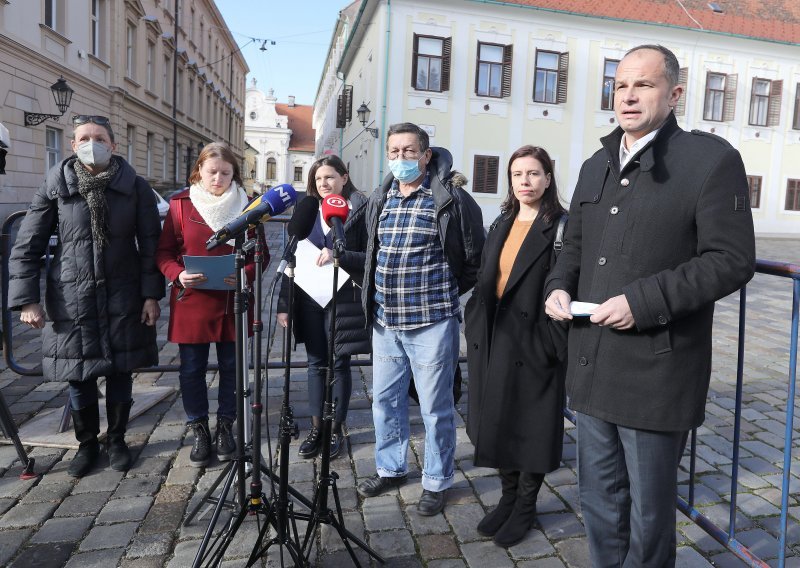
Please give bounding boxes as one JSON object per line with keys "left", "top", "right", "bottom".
{"left": 288, "top": 95, "right": 296, "bottom": 107}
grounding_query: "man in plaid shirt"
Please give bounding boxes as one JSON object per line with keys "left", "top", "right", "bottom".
{"left": 358, "top": 123, "right": 485, "bottom": 516}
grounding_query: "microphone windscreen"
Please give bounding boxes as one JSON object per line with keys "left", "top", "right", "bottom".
{"left": 287, "top": 196, "right": 320, "bottom": 240}
{"left": 321, "top": 195, "right": 349, "bottom": 227}
{"left": 258, "top": 183, "right": 297, "bottom": 216}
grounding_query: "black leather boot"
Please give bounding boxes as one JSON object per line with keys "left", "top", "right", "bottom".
{"left": 298, "top": 416, "right": 322, "bottom": 458}
{"left": 188, "top": 418, "right": 212, "bottom": 467}
{"left": 329, "top": 421, "right": 343, "bottom": 459}
{"left": 493, "top": 471, "right": 544, "bottom": 548}
{"left": 68, "top": 403, "right": 100, "bottom": 478}
{"left": 477, "top": 469, "right": 519, "bottom": 537}
{"left": 215, "top": 417, "right": 236, "bottom": 462}
{"left": 106, "top": 400, "right": 133, "bottom": 471}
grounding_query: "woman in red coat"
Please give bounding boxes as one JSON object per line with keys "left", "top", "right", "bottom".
{"left": 156, "top": 143, "right": 265, "bottom": 467}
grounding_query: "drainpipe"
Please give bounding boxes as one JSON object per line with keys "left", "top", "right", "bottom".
{"left": 377, "top": 0, "right": 391, "bottom": 185}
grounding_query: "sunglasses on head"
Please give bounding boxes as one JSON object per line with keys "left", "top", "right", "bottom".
{"left": 72, "top": 115, "right": 111, "bottom": 126}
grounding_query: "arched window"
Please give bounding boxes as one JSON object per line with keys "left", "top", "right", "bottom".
{"left": 266, "top": 157, "right": 276, "bottom": 180}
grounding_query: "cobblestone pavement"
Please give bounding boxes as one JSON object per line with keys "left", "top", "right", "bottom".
{"left": 0, "top": 226, "right": 797, "bottom": 567}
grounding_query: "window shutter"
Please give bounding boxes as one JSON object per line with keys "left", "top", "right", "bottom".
{"left": 674, "top": 67, "right": 688, "bottom": 116}
{"left": 502, "top": 44, "right": 513, "bottom": 98}
{"left": 411, "top": 34, "right": 420, "bottom": 89}
{"left": 472, "top": 155, "right": 499, "bottom": 194}
{"left": 723, "top": 73, "right": 737, "bottom": 121}
{"left": 556, "top": 51, "right": 569, "bottom": 104}
{"left": 441, "top": 37, "right": 452, "bottom": 92}
{"left": 768, "top": 79, "right": 783, "bottom": 127}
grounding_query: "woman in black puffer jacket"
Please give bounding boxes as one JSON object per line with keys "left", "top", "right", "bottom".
{"left": 277, "top": 155, "right": 369, "bottom": 459}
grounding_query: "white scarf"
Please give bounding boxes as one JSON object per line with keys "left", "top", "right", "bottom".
{"left": 189, "top": 181, "right": 249, "bottom": 233}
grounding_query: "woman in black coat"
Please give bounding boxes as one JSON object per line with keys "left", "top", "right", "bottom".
{"left": 465, "top": 145, "right": 567, "bottom": 548}
{"left": 9, "top": 116, "right": 163, "bottom": 478}
{"left": 277, "top": 155, "right": 369, "bottom": 459}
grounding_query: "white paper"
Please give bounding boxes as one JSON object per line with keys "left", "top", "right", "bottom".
{"left": 570, "top": 301, "right": 600, "bottom": 316}
{"left": 292, "top": 239, "right": 351, "bottom": 308}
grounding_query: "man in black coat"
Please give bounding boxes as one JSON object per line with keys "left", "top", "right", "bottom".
{"left": 545, "top": 45, "right": 755, "bottom": 567}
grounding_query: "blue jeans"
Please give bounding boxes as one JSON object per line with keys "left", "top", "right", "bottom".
{"left": 371, "top": 317, "right": 459, "bottom": 492}
{"left": 179, "top": 342, "right": 236, "bottom": 422}
{"left": 69, "top": 373, "right": 133, "bottom": 410}
{"left": 577, "top": 412, "right": 688, "bottom": 568}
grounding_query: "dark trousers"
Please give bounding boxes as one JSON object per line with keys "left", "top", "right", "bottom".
{"left": 577, "top": 412, "right": 688, "bottom": 568}
{"left": 178, "top": 342, "right": 236, "bottom": 422}
{"left": 300, "top": 296, "right": 351, "bottom": 424}
{"left": 69, "top": 373, "right": 133, "bottom": 410}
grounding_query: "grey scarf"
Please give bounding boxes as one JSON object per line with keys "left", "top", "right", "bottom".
{"left": 73, "top": 159, "right": 119, "bottom": 251}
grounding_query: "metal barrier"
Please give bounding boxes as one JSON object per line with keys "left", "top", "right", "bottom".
{"left": 2, "top": 208, "right": 800, "bottom": 564}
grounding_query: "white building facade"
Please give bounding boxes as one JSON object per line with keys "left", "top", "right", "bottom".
{"left": 245, "top": 82, "right": 314, "bottom": 194}
{"left": 315, "top": 0, "right": 800, "bottom": 236}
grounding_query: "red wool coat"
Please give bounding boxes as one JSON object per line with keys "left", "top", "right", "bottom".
{"left": 155, "top": 190, "right": 266, "bottom": 343}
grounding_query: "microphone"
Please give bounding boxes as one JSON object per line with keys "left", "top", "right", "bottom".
{"left": 206, "top": 183, "right": 297, "bottom": 250}
{"left": 321, "top": 194, "right": 349, "bottom": 253}
{"left": 276, "top": 196, "right": 320, "bottom": 274}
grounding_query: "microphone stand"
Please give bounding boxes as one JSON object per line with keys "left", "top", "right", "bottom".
{"left": 300, "top": 238, "right": 385, "bottom": 566}
{"left": 245, "top": 247, "right": 307, "bottom": 567}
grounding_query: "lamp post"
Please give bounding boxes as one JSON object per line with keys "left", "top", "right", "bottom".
{"left": 172, "top": 0, "right": 179, "bottom": 188}
{"left": 356, "top": 102, "right": 379, "bottom": 138}
{"left": 24, "top": 77, "right": 74, "bottom": 126}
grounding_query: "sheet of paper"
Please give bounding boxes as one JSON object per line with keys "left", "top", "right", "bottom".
{"left": 293, "top": 239, "right": 351, "bottom": 308}
{"left": 183, "top": 254, "right": 235, "bottom": 290}
{"left": 570, "top": 301, "right": 600, "bottom": 316}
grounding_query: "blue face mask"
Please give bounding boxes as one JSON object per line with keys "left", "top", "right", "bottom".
{"left": 388, "top": 158, "right": 422, "bottom": 183}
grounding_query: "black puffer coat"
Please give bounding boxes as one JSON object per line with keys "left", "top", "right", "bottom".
{"left": 9, "top": 156, "right": 164, "bottom": 382}
{"left": 277, "top": 191, "right": 370, "bottom": 356}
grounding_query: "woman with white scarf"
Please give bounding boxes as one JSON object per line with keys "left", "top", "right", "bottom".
{"left": 156, "top": 143, "right": 267, "bottom": 467}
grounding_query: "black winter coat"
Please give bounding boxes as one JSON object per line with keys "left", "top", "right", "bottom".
{"left": 277, "top": 191, "right": 370, "bottom": 356}
{"left": 465, "top": 214, "right": 567, "bottom": 473}
{"left": 362, "top": 147, "right": 486, "bottom": 326}
{"left": 9, "top": 156, "right": 164, "bottom": 382}
{"left": 544, "top": 114, "right": 755, "bottom": 431}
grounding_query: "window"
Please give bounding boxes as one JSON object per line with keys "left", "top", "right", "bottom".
{"left": 266, "top": 158, "right": 276, "bottom": 180}
{"left": 476, "top": 42, "right": 511, "bottom": 98}
{"left": 126, "top": 125, "right": 135, "bottom": 165}
{"left": 749, "top": 78, "right": 782, "bottom": 127}
{"left": 45, "top": 0, "right": 56, "bottom": 29}
{"left": 600, "top": 59, "right": 618, "bottom": 110}
{"left": 534, "top": 50, "right": 569, "bottom": 104}
{"left": 126, "top": 22, "right": 136, "bottom": 79}
{"left": 336, "top": 85, "right": 353, "bottom": 128}
{"left": 146, "top": 133, "right": 154, "bottom": 177}
{"left": 162, "top": 137, "right": 169, "bottom": 180}
{"left": 177, "top": 68, "right": 184, "bottom": 109}
{"left": 793, "top": 84, "right": 800, "bottom": 130}
{"left": 190, "top": 8, "right": 195, "bottom": 43}
{"left": 45, "top": 127, "right": 61, "bottom": 171}
{"left": 146, "top": 40, "right": 155, "bottom": 91}
{"left": 200, "top": 21, "right": 205, "bottom": 53}
{"left": 700, "top": 72, "right": 738, "bottom": 122}
{"left": 188, "top": 78, "right": 195, "bottom": 117}
{"left": 747, "top": 175, "right": 762, "bottom": 209}
{"left": 163, "top": 55, "right": 171, "bottom": 100}
{"left": 472, "top": 155, "right": 499, "bottom": 194}
{"left": 787, "top": 179, "right": 800, "bottom": 211}
{"left": 90, "top": 0, "right": 101, "bottom": 56}
{"left": 175, "top": 143, "right": 182, "bottom": 183}
{"left": 293, "top": 166, "right": 303, "bottom": 183}
{"left": 412, "top": 35, "right": 451, "bottom": 92}
{"left": 704, "top": 73, "right": 725, "bottom": 121}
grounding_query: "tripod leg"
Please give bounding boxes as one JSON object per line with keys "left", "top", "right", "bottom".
{"left": 192, "top": 460, "right": 239, "bottom": 568}
{"left": 184, "top": 460, "right": 235, "bottom": 526}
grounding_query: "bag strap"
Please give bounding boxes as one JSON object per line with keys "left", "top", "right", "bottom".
{"left": 170, "top": 193, "right": 186, "bottom": 248}
{"left": 553, "top": 213, "right": 568, "bottom": 256}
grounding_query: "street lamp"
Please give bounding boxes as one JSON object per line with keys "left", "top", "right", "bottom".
{"left": 24, "top": 77, "right": 74, "bottom": 126}
{"left": 357, "top": 102, "right": 379, "bottom": 138}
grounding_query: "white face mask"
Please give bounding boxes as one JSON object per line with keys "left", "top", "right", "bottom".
{"left": 76, "top": 141, "right": 113, "bottom": 169}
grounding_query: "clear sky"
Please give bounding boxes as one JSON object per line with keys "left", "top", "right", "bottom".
{"left": 215, "top": 0, "right": 347, "bottom": 106}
